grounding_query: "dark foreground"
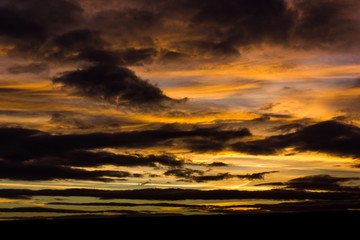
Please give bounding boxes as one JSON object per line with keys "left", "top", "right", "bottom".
{"left": 0, "top": 211, "right": 358, "bottom": 237}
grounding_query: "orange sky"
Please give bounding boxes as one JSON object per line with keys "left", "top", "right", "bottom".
{"left": 0, "top": 0, "right": 359, "bottom": 220}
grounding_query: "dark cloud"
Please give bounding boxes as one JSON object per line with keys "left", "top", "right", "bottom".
{"left": 0, "top": 206, "right": 151, "bottom": 217}
{"left": 147, "top": 0, "right": 359, "bottom": 51}
{"left": 245, "top": 199, "right": 360, "bottom": 213}
{"left": 0, "top": 110, "right": 139, "bottom": 131}
{"left": 246, "top": 175, "right": 360, "bottom": 212}
{"left": 285, "top": 174, "right": 360, "bottom": 192}
{"left": 348, "top": 78, "right": 360, "bottom": 88}
{"left": 189, "top": 173, "right": 243, "bottom": 183}
{"left": 119, "top": 48, "right": 157, "bottom": 65}
{"left": 190, "top": 0, "right": 295, "bottom": 48}
{"left": 0, "top": 6, "right": 45, "bottom": 43}
{"left": 53, "top": 64, "right": 178, "bottom": 106}
{"left": 0, "top": 1, "right": 183, "bottom": 108}
{"left": 0, "top": 126, "right": 251, "bottom": 181}
{"left": 257, "top": 174, "right": 360, "bottom": 192}
{"left": 91, "top": 8, "right": 163, "bottom": 38}
{"left": 0, "top": 159, "right": 141, "bottom": 182}
{"left": 159, "top": 50, "right": 190, "bottom": 63}
{"left": 44, "top": 27, "right": 178, "bottom": 107}
{"left": 271, "top": 123, "right": 304, "bottom": 133}
{"left": 251, "top": 113, "right": 293, "bottom": 122}
{"left": 0, "top": 127, "right": 43, "bottom": 142}
{"left": 255, "top": 182, "right": 285, "bottom": 187}
{"left": 47, "top": 201, "right": 208, "bottom": 209}
{"left": 1, "top": 0, "right": 359, "bottom": 61}
{"left": 2, "top": 0, "right": 358, "bottom": 112}
{"left": 47, "top": 151, "right": 187, "bottom": 168}
{"left": 207, "top": 162, "right": 229, "bottom": 167}
{"left": 47, "top": 29, "right": 174, "bottom": 107}
{"left": 1, "top": 174, "right": 358, "bottom": 213}
{"left": 251, "top": 115, "right": 271, "bottom": 122}
{"left": 20, "top": 198, "right": 360, "bottom": 216}
{"left": 42, "top": 0, "right": 357, "bottom": 67}
{"left": 0, "top": 207, "right": 88, "bottom": 214}
{"left": 3, "top": 121, "right": 359, "bottom": 166}
{"left": 0, "top": 125, "right": 251, "bottom": 161}
{"left": 48, "top": 30, "right": 157, "bottom": 65}
{"left": 156, "top": 125, "right": 251, "bottom": 153}
{"left": 0, "top": 0, "right": 82, "bottom": 54}
{"left": 131, "top": 0, "right": 294, "bottom": 51}
{"left": 0, "top": 88, "right": 25, "bottom": 93}
{"left": 164, "top": 169, "right": 278, "bottom": 183}
{"left": 208, "top": 199, "right": 360, "bottom": 214}
{"left": 50, "top": 112, "right": 99, "bottom": 130}
{"left": 291, "top": 0, "right": 360, "bottom": 48}
{"left": 164, "top": 168, "right": 205, "bottom": 180}
{"left": 170, "top": 40, "right": 240, "bottom": 58}
{"left": 49, "top": 111, "right": 141, "bottom": 130}
{"left": 6, "top": 62, "right": 49, "bottom": 74}
{"left": 232, "top": 120, "right": 360, "bottom": 159}
{"left": 1, "top": 187, "right": 359, "bottom": 201}
{"left": 184, "top": 138, "right": 227, "bottom": 153}
{"left": 48, "top": 29, "right": 115, "bottom": 63}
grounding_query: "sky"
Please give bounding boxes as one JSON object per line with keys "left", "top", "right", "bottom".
{"left": 0, "top": 0, "right": 360, "bottom": 220}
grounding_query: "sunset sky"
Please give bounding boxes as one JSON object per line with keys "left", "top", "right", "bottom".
{"left": 0, "top": 0, "right": 360, "bottom": 220}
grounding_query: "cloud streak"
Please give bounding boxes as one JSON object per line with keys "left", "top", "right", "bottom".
{"left": 1, "top": 183, "right": 359, "bottom": 201}
{"left": 0, "top": 125, "right": 251, "bottom": 182}
{"left": 232, "top": 120, "right": 360, "bottom": 159}
{"left": 0, "top": 125, "right": 251, "bottom": 160}
{"left": 164, "top": 169, "right": 278, "bottom": 183}
{"left": 0, "top": 159, "right": 141, "bottom": 182}
{"left": 0, "top": 121, "right": 359, "bottom": 182}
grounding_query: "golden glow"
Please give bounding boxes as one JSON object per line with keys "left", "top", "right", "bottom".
{"left": 131, "top": 111, "right": 260, "bottom": 124}
{"left": 1, "top": 1, "right": 360, "bottom": 220}
{"left": 165, "top": 82, "right": 261, "bottom": 99}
